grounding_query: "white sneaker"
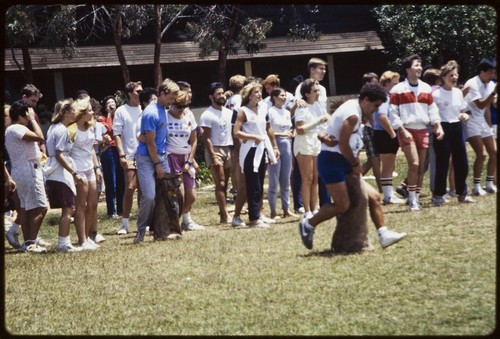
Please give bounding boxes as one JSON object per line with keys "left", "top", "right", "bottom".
{"left": 379, "top": 229, "right": 407, "bottom": 248}
{"left": 472, "top": 187, "right": 487, "bottom": 196}
{"left": 409, "top": 201, "right": 421, "bottom": 211}
{"left": 20, "top": 242, "right": 47, "bottom": 253}
{"left": 79, "top": 240, "right": 98, "bottom": 251}
{"left": 35, "top": 237, "right": 52, "bottom": 247}
{"left": 249, "top": 219, "right": 270, "bottom": 228}
{"left": 383, "top": 195, "right": 406, "bottom": 205}
{"left": 166, "top": 233, "right": 182, "bottom": 240}
{"left": 259, "top": 215, "right": 276, "bottom": 224}
{"left": 117, "top": 227, "right": 128, "bottom": 235}
{"left": 458, "top": 195, "right": 476, "bottom": 203}
{"left": 88, "top": 238, "right": 100, "bottom": 248}
{"left": 181, "top": 220, "right": 206, "bottom": 231}
{"left": 56, "top": 243, "right": 83, "bottom": 253}
{"left": 485, "top": 184, "right": 497, "bottom": 194}
{"left": 94, "top": 233, "right": 106, "bottom": 243}
{"left": 231, "top": 216, "right": 246, "bottom": 228}
{"left": 295, "top": 207, "right": 305, "bottom": 214}
{"left": 6, "top": 227, "right": 21, "bottom": 249}
{"left": 304, "top": 211, "right": 314, "bottom": 219}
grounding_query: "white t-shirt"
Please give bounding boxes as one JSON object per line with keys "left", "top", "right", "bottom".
{"left": 322, "top": 99, "right": 364, "bottom": 157}
{"left": 268, "top": 106, "right": 292, "bottom": 135}
{"left": 464, "top": 75, "right": 496, "bottom": 118}
{"left": 199, "top": 106, "right": 233, "bottom": 146}
{"left": 113, "top": 103, "right": 142, "bottom": 158}
{"left": 70, "top": 128, "right": 95, "bottom": 171}
{"left": 432, "top": 87, "right": 468, "bottom": 123}
{"left": 264, "top": 91, "right": 296, "bottom": 110}
{"left": 167, "top": 110, "right": 197, "bottom": 155}
{"left": 5, "top": 124, "right": 39, "bottom": 167}
{"left": 295, "top": 101, "right": 327, "bottom": 135}
{"left": 226, "top": 94, "right": 242, "bottom": 111}
{"left": 295, "top": 82, "right": 328, "bottom": 111}
{"left": 44, "top": 122, "right": 77, "bottom": 194}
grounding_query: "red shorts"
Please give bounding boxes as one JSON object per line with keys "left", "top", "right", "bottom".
{"left": 398, "top": 128, "right": 429, "bottom": 150}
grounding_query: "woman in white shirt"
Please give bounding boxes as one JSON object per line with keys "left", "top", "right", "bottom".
{"left": 293, "top": 79, "right": 329, "bottom": 219}
{"left": 166, "top": 90, "right": 204, "bottom": 231}
{"left": 267, "top": 87, "right": 296, "bottom": 219}
{"left": 233, "top": 81, "right": 280, "bottom": 228}
{"left": 4, "top": 100, "right": 48, "bottom": 253}
{"left": 68, "top": 97, "right": 103, "bottom": 250}
{"left": 431, "top": 60, "right": 474, "bottom": 204}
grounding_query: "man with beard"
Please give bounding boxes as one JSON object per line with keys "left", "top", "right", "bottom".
{"left": 199, "top": 82, "right": 234, "bottom": 224}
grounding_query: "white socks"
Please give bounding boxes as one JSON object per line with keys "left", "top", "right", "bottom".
{"left": 182, "top": 212, "right": 191, "bottom": 224}
{"left": 122, "top": 218, "right": 129, "bottom": 229}
{"left": 58, "top": 235, "right": 71, "bottom": 247}
{"left": 377, "top": 226, "right": 387, "bottom": 236}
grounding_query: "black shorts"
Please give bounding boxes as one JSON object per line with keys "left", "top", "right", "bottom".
{"left": 46, "top": 180, "right": 75, "bottom": 209}
{"left": 373, "top": 130, "right": 400, "bottom": 154}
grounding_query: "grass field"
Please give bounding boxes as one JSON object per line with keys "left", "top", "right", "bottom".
{"left": 2, "top": 147, "right": 497, "bottom": 336}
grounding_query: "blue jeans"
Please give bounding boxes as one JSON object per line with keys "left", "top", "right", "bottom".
{"left": 136, "top": 153, "right": 170, "bottom": 233}
{"left": 267, "top": 138, "right": 292, "bottom": 212}
{"left": 100, "top": 147, "right": 125, "bottom": 216}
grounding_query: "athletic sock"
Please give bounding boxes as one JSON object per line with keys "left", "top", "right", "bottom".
{"left": 381, "top": 178, "right": 393, "bottom": 200}
{"left": 121, "top": 218, "right": 129, "bottom": 229}
{"left": 473, "top": 178, "right": 481, "bottom": 190}
{"left": 486, "top": 176, "right": 494, "bottom": 189}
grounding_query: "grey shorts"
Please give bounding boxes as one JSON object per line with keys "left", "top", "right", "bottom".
{"left": 12, "top": 162, "right": 48, "bottom": 210}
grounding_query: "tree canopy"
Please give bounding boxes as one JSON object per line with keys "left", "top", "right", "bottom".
{"left": 373, "top": 5, "right": 497, "bottom": 81}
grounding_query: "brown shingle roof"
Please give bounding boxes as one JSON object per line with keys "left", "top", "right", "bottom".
{"left": 4, "top": 31, "right": 383, "bottom": 72}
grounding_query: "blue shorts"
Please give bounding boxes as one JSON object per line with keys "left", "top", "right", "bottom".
{"left": 317, "top": 151, "right": 353, "bottom": 184}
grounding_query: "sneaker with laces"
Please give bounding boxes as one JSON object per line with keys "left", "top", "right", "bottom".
{"left": 79, "top": 240, "right": 98, "bottom": 250}
{"left": 93, "top": 233, "right": 106, "bottom": 243}
{"left": 259, "top": 215, "right": 276, "bottom": 224}
{"left": 431, "top": 196, "right": 445, "bottom": 207}
{"left": 298, "top": 219, "right": 314, "bottom": 249}
{"left": 231, "top": 216, "right": 247, "bottom": 228}
{"left": 379, "top": 229, "right": 407, "bottom": 248}
{"left": 383, "top": 195, "right": 406, "bottom": 205}
{"left": 249, "top": 220, "right": 270, "bottom": 228}
{"left": 87, "top": 238, "right": 100, "bottom": 248}
{"left": 166, "top": 233, "right": 182, "bottom": 240}
{"left": 117, "top": 227, "right": 128, "bottom": 235}
{"left": 409, "top": 200, "right": 421, "bottom": 211}
{"left": 181, "top": 220, "right": 206, "bottom": 231}
{"left": 485, "top": 185, "right": 497, "bottom": 194}
{"left": 20, "top": 242, "right": 47, "bottom": 253}
{"left": 472, "top": 187, "right": 487, "bottom": 196}
{"left": 458, "top": 195, "right": 476, "bottom": 203}
{"left": 56, "top": 243, "right": 83, "bottom": 253}
{"left": 6, "top": 228, "right": 21, "bottom": 249}
{"left": 36, "top": 237, "right": 52, "bottom": 247}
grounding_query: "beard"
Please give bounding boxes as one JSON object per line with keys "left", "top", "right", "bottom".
{"left": 215, "top": 97, "right": 226, "bottom": 106}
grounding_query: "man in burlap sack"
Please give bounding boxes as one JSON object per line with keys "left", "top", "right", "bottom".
{"left": 298, "top": 83, "right": 407, "bottom": 253}
{"left": 134, "top": 79, "right": 181, "bottom": 244}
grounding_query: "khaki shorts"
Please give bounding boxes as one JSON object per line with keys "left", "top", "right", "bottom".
{"left": 205, "top": 146, "right": 232, "bottom": 169}
{"left": 123, "top": 158, "right": 137, "bottom": 170}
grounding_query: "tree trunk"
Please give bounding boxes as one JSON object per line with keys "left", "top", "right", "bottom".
{"left": 111, "top": 5, "right": 130, "bottom": 85}
{"left": 217, "top": 6, "right": 239, "bottom": 84}
{"left": 153, "top": 5, "right": 162, "bottom": 89}
{"left": 20, "top": 43, "right": 34, "bottom": 84}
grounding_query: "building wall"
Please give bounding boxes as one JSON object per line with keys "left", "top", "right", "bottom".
{"left": 4, "top": 49, "right": 387, "bottom": 110}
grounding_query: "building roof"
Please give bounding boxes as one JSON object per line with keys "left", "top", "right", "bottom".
{"left": 4, "top": 31, "right": 383, "bottom": 72}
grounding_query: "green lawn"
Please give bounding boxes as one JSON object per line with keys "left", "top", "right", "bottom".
{"left": 3, "top": 147, "right": 496, "bottom": 336}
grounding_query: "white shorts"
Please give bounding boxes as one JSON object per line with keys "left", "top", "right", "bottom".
{"left": 464, "top": 116, "right": 493, "bottom": 139}
{"left": 293, "top": 134, "right": 321, "bottom": 157}
{"left": 11, "top": 161, "right": 48, "bottom": 210}
{"left": 76, "top": 168, "right": 97, "bottom": 182}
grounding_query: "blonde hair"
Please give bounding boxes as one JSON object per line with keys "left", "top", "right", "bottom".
{"left": 379, "top": 71, "right": 400, "bottom": 86}
{"left": 72, "top": 96, "right": 93, "bottom": 128}
{"left": 174, "top": 90, "right": 189, "bottom": 106}
{"left": 158, "top": 78, "right": 180, "bottom": 95}
{"left": 52, "top": 98, "right": 74, "bottom": 124}
{"left": 240, "top": 81, "right": 263, "bottom": 106}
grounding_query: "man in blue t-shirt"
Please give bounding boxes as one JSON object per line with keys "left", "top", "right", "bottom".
{"left": 134, "top": 78, "right": 179, "bottom": 243}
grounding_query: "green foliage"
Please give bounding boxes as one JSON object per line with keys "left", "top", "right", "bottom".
{"left": 239, "top": 18, "right": 272, "bottom": 54}
{"left": 285, "top": 5, "right": 321, "bottom": 41}
{"left": 5, "top": 5, "right": 38, "bottom": 45}
{"left": 372, "top": 5, "right": 497, "bottom": 80}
